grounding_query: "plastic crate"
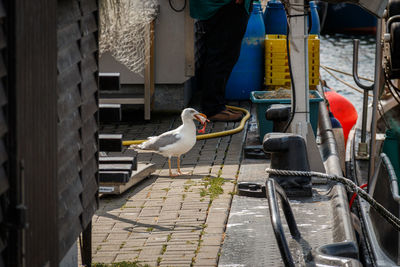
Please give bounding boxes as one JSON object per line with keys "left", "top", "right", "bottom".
{"left": 265, "top": 78, "right": 291, "bottom": 86}
{"left": 265, "top": 34, "right": 320, "bottom": 87}
{"left": 250, "top": 90, "right": 324, "bottom": 142}
{"left": 266, "top": 65, "right": 290, "bottom": 72}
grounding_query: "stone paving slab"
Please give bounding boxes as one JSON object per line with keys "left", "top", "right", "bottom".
{"left": 91, "top": 104, "right": 249, "bottom": 266}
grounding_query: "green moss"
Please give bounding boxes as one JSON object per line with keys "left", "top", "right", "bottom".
{"left": 161, "top": 244, "right": 167, "bottom": 254}
{"left": 208, "top": 177, "right": 224, "bottom": 200}
{"left": 200, "top": 188, "right": 207, "bottom": 197}
{"left": 146, "top": 227, "right": 154, "bottom": 232}
{"left": 199, "top": 177, "right": 225, "bottom": 200}
{"left": 92, "top": 262, "right": 149, "bottom": 267}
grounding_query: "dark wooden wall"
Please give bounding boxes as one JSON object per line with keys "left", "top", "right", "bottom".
{"left": 57, "top": 0, "right": 99, "bottom": 261}
{"left": 0, "top": 0, "right": 99, "bottom": 265}
{"left": 10, "top": 0, "right": 59, "bottom": 266}
{"left": 0, "top": 0, "right": 7, "bottom": 266}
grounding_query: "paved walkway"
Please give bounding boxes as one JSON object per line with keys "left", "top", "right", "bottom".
{"left": 92, "top": 107, "right": 248, "bottom": 266}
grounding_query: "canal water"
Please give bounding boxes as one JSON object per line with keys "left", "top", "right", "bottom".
{"left": 319, "top": 34, "right": 376, "bottom": 112}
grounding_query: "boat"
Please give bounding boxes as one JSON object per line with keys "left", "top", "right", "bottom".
{"left": 219, "top": 0, "right": 400, "bottom": 266}
{"left": 346, "top": 4, "right": 400, "bottom": 264}
{"left": 316, "top": 1, "right": 377, "bottom": 34}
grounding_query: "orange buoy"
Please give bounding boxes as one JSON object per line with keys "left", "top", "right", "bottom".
{"left": 324, "top": 88, "right": 358, "bottom": 144}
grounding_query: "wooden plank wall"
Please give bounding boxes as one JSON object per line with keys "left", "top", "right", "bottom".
{"left": 57, "top": 0, "right": 99, "bottom": 261}
{"left": 0, "top": 0, "right": 7, "bottom": 266}
{"left": 12, "top": 0, "right": 59, "bottom": 265}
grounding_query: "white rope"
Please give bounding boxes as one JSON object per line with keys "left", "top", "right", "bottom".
{"left": 320, "top": 65, "right": 373, "bottom": 96}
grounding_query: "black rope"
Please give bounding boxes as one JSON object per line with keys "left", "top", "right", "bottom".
{"left": 266, "top": 168, "right": 400, "bottom": 232}
{"left": 282, "top": 7, "right": 295, "bottom": 133}
{"left": 169, "top": 0, "right": 186, "bottom": 12}
{"left": 286, "top": 13, "right": 308, "bottom": 17}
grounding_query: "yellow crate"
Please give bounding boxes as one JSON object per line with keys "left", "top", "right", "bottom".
{"left": 265, "top": 78, "right": 291, "bottom": 86}
{"left": 265, "top": 34, "right": 320, "bottom": 87}
{"left": 266, "top": 65, "right": 290, "bottom": 73}
{"left": 266, "top": 59, "right": 288, "bottom": 66}
{"left": 265, "top": 52, "right": 287, "bottom": 60}
{"left": 266, "top": 71, "right": 291, "bottom": 79}
{"left": 265, "top": 34, "right": 288, "bottom": 53}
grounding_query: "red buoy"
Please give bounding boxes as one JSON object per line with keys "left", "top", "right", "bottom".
{"left": 324, "top": 89, "right": 358, "bottom": 144}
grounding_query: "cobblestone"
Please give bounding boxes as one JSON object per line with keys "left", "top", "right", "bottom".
{"left": 92, "top": 109, "right": 247, "bottom": 265}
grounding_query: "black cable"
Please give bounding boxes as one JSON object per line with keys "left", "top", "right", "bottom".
{"left": 283, "top": 5, "right": 296, "bottom": 133}
{"left": 169, "top": 0, "right": 186, "bottom": 12}
{"left": 378, "top": 100, "right": 391, "bottom": 130}
{"left": 388, "top": 77, "right": 400, "bottom": 92}
{"left": 385, "top": 69, "right": 400, "bottom": 103}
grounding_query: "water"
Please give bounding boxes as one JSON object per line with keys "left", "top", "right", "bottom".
{"left": 319, "top": 34, "right": 376, "bottom": 113}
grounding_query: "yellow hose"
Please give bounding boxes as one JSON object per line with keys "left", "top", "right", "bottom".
{"left": 122, "top": 105, "right": 250, "bottom": 146}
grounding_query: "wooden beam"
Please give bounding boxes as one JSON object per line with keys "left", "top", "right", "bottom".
{"left": 144, "top": 20, "right": 155, "bottom": 120}
{"left": 184, "top": 3, "right": 195, "bottom": 77}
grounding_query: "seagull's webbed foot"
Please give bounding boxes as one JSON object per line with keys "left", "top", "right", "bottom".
{"left": 169, "top": 171, "right": 180, "bottom": 177}
{"left": 177, "top": 170, "right": 191, "bottom": 176}
{"left": 176, "top": 157, "right": 191, "bottom": 176}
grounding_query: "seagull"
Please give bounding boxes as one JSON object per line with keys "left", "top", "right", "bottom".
{"left": 133, "top": 108, "right": 209, "bottom": 177}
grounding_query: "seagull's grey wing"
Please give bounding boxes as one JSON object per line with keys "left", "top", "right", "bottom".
{"left": 141, "top": 133, "right": 181, "bottom": 151}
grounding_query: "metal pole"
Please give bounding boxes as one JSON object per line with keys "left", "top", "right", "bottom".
{"left": 368, "top": 18, "right": 384, "bottom": 189}
{"left": 289, "top": 0, "right": 310, "bottom": 135}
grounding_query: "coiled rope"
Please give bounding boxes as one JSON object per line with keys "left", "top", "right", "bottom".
{"left": 265, "top": 168, "right": 400, "bottom": 232}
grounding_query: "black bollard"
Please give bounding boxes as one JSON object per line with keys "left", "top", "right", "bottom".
{"left": 265, "top": 104, "right": 291, "bottom": 132}
{"left": 263, "top": 132, "right": 312, "bottom": 197}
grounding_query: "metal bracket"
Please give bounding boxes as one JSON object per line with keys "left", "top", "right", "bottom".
{"left": 237, "top": 182, "right": 266, "bottom": 198}
{"left": 243, "top": 145, "right": 270, "bottom": 159}
{"left": 356, "top": 142, "right": 370, "bottom": 160}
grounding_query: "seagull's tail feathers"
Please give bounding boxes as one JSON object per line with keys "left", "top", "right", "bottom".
{"left": 129, "top": 136, "right": 156, "bottom": 151}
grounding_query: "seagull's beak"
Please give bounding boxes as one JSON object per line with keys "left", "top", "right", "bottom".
{"left": 194, "top": 113, "right": 209, "bottom": 125}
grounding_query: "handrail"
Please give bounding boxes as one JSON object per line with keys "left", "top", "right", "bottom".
{"left": 375, "top": 153, "right": 400, "bottom": 204}
{"left": 353, "top": 39, "right": 373, "bottom": 145}
{"left": 266, "top": 179, "right": 300, "bottom": 267}
{"left": 352, "top": 39, "right": 374, "bottom": 91}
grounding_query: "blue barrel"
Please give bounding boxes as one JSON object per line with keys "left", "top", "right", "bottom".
{"left": 309, "top": 1, "right": 320, "bottom": 35}
{"left": 263, "top": 0, "right": 320, "bottom": 35}
{"left": 225, "top": 1, "right": 265, "bottom": 100}
{"left": 263, "top": 0, "right": 287, "bottom": 34}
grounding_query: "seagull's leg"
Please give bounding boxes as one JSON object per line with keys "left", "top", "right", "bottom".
{"left": 168, "top": 157, "right": 178, "bottom": 177}
{"left": 177, "top": 156, "right": 183, "bottom": 175}
{"left": 177, "top": 156, "right": 190, "bottom": 175}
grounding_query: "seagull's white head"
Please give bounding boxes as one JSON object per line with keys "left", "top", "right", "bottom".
{"left": 181, "top": 108, "right": 209, "bottom": 124}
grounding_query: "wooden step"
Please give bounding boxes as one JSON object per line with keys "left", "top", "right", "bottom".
{"left": 99, "top": 103, "right": 121, "bottom": 123}
{"left": 99, "top": 134, "right": 122, "bottom": 152}
{"left": 99, "top": 72, "right": 120, "bottom": 91}
{"left": 99, "top": 156, "right": 137, "bottom": 170}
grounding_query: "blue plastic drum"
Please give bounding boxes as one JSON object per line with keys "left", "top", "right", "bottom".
{"left": 263, "top": 0, "right": 288, "bottom": 34}
{"left": 263, "top": 0, "right": 320, "bottom": 35}
{"left": 309, "top": 1, "right": 320, "bottom": 35}
{"left": 225, "top": 1, "right": 265, "bottom": 100}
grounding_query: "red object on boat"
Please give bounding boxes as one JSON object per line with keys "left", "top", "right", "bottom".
{"left": 349, "top": 183, "right": 368, "bottom": 209}
{"left": 324, "top": 90, "right": 358, "bottom": 144}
